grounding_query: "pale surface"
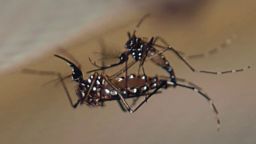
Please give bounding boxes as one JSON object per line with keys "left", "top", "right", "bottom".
{"left": 0, "top": 1, "right": 256, "bottom": 144}
{"left": 0, "top": 0, "right": 157, "bottom": 72}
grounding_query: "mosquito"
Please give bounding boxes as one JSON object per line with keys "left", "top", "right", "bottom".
{"left": 88, "top": 14, "right": 251, "bottom": 86}
{"left": 42, "top": 54, "right": 219, "bottom": 130}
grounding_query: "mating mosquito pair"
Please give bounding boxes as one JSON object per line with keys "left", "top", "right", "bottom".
{"left": 25, "top": 14, "right": 250, "bottom": 131}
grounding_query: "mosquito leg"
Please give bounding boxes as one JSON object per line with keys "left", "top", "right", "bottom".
{"left": 110, "top": 60, "right": 137, "bottom": 79}
{"left": 87, "top": 51, "right": 129, "bottom": 73}
{"left": 22, "top": 69, "right": 80, "bottom": 108}
{"left": 125, "top": 60, "right": 129, "bottom": 105}
{"left": 80, "top": 73, "right": 98, "bottom": 104}
{"left": 141, "top": 65, "right": 146, "bottom": 76}
{"left": 130, "top": 97, "right": 141, "bottom": 108}
{"left": 58, "top": 72, "right": 80, "bottom": 108}
{"left": 167, "top": 81, "right": 221, "bottom": 130}
{"left": 132, "top": 81, "right": 167, "bottom": 112}
{"left": 197, "top": 66, "right": 251, "bottom": 75}
{"left": 102, "top": 74, "right": 133, "bottom": 112}
{"left": 116, "top": 100, "right": 128, "bottom": 112}
{"left": 149, "top": 53, "right": 177, "bottom": 85}
{"left": 155, "top": 44, "right": 251, "bottom": 75}
{"left": 138, "top": 59, "right": 146, "bottom": 76}
{"left": 154, "top": 36, "right": 185, "bottom": 55}
{"left": 175, "top": 77, "right": 202, "bottom": 91}
{"left": 153, "top": 36, "right": 251, "bottom": 75}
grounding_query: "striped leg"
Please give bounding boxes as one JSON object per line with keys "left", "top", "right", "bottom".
{"left": 153, "top": 40, "right": 251, "bottom": 75}
{"left": 167, "top": 81, "right": 221, "bottom": 131}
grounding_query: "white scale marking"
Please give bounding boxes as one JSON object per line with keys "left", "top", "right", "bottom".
{"left": 129, "top": 74, "right": 135, "bottom": 79}
{"left": 132, "top": 88, "right": 138, "bottom": 93}
{"left": 117, "top": 77, "right": 123, "bottom": 82}
{"left": 194, "top": 88, "right": 199, "bottom": 92}
{"left": 105, "top": 89, "right": 110, "bottom": 94}
{"left": 110, "top": 90, "right": 117, "bottom": 95}
{"left": 142, "top": 86, "right": 148, "bottom": 91}
{"left": 96, "top": 80, "right": 101, "bottom": 85}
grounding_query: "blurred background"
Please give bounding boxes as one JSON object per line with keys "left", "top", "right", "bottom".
{"left": 0, "top": 0, "right": 255, "bottom": 144}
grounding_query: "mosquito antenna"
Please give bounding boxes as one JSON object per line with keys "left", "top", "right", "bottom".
{"left": 136, "top": 13, "right": 151, "bottom": 28}
{"left": 132, "top": 13, "right": 151, "bottom": 35}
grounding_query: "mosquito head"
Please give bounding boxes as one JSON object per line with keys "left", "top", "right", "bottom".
{"left": 54, "top": 54, "right": 84, "bottom": 83}
{"left": 125, "top": 32, "right": 143, "bottom": 50}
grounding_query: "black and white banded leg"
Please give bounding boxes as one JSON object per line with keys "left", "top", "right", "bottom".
{"left": 168, "top": 81, "right": 221, "bottom": 130}
{"left": 153, "top": 40, "right": 251, "bottom": 75}
{"left": 132, "top": 81, "right": 168, "bottom": 112}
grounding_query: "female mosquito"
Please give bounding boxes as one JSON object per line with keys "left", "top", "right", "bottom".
{"left": 53, "top": 54, "right": 220, "bottom": 130}
{"left": 88, "top": 14, "right": 250, "bottom": 86}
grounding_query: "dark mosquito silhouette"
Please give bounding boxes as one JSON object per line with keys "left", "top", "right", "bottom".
{"left": 88, "top": 14, "right": 251, "bottom": 86}
{"left": 88, "top": 14, "right": 178, "bottom": 85}
{"left": 23, "top": 54, "right": 221, "bottom": 130}
{"left": 42, "top": 54, "right": 219, "bottom": 129}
